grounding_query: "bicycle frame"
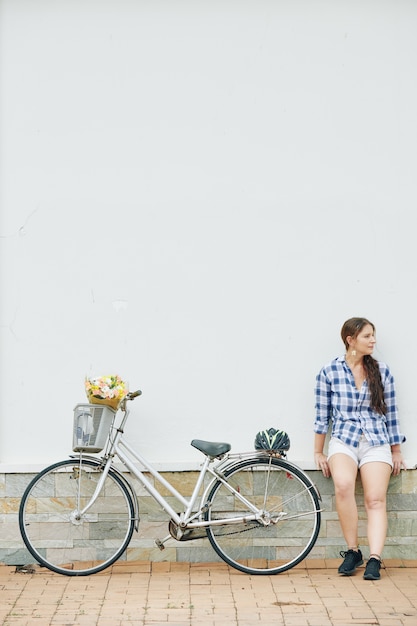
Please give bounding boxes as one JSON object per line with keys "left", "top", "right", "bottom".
{"left": 77, "top": 403, "right": 270, "bottom": 534}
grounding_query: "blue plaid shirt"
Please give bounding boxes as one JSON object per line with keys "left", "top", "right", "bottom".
{"left": 314, "top": 356, "right": 405, "bottom": 447}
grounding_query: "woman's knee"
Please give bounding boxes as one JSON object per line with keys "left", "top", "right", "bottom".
{"left": 334, "top": 480, "right": 356, "bottom": 500}
{"left": 364, "top": 493, "right": 387, "bottom": 510}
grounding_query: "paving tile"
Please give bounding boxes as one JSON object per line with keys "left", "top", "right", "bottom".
{"left": 1, "top": 564, "right": 417, "bottom": 625}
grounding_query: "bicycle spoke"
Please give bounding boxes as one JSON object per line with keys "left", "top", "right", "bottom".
{"left": 19, "top": 459, "right": 135, "bottom": 576}
{"left": 205, "top": 457, "right": 321, "bottom": 574}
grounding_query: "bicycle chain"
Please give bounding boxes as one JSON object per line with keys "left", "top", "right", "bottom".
{"left": 212, "top": 523, "right": 259, "bottom": 538}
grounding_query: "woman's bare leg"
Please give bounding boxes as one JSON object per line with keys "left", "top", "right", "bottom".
{"left": 329, "top": 453, "right": 359, "bottom": 548}
{"left": 360, "top": 461, "right": 391, "bottom": 557}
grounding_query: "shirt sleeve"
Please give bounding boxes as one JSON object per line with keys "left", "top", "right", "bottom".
{"left": 314, "top": 366, "right": 332, "bottom": 435}
{"left": 382, "top": 365, "right": 406, "bottom": 445}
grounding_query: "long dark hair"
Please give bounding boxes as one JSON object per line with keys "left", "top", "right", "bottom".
{"left": 341, "top": 317, "right": 387, "bottom": 415}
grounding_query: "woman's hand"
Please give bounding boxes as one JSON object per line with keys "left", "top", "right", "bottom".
{"left": 391, "top": 449, "right": 406, "bottom": 476}
{"left": 315, "top": 452, "right": 331, "bottom": 478}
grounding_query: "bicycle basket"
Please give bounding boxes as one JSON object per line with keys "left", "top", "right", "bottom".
{"left": 254, "top": 428, "right": 290, "bottom": 454}
{"left": 73, "top": 403, "right": 116, "bottom": 452}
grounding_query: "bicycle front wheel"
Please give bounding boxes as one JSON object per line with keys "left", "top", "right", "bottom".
{"left": 205, "top": 456, "right": 321, "bottom": 575}
{"left": 19, "top": 458, "right": 136, "bottom": 576}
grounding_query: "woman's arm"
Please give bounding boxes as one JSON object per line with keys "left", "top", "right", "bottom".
{"left": 314, "top": 433, "right": 331, "bottom": 478}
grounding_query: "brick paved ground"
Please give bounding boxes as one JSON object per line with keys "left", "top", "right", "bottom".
{"left": 0, "top": 561, "right": 416, "bottom": 626}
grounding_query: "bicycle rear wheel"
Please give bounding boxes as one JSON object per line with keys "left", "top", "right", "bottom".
{"left": 205, "top": 456, "right": 321, "bottom": 575}
{"left": 19, "top": 458, "right": 136, "bottom": 576}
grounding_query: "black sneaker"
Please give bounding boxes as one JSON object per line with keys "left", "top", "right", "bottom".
{"left": 363, "top": 557, "right": 381, "bottom": 580}
{"left": 338, "top": 549, "right": 363, "bottom": 575}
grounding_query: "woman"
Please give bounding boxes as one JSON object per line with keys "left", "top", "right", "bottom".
{"left": 314, "top": 317, "right": 406, "bottom": 580}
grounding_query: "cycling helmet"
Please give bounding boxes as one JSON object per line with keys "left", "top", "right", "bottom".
{"left": 254, "top": 428, "right": 290, "bottom": 453}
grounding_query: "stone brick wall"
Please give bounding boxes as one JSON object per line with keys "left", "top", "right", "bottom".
{"left": 309, "top": 469, "right": 417, "bottom": 561}
{"left": 1, "top": 469, "right": 416, "bottom": 566}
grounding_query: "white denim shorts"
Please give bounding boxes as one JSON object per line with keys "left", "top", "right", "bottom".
{"left": 328, "top": 436, "right": 393, "bottom": 468}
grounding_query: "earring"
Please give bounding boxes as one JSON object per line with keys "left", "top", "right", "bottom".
{"left": 351, "top": 350, "right": 356, "bottom": 357}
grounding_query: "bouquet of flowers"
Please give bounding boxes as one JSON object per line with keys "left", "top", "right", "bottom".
{"left": 85, "top": 374, "right": 128, "bottom": 410}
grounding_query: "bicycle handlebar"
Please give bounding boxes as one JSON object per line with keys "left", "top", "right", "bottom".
{"left": 128, "top": 389, "right": 142, "bottom": 399}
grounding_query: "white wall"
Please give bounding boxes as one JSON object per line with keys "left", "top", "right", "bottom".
{"left": 1, "top": 0, "right": 416, "bottom": 470}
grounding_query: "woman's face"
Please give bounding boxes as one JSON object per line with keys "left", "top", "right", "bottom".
{"left": 350, "top": 323, "right": 376, "bottom": 356}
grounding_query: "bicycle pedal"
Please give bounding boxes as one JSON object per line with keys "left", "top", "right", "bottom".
{"left": 155, "top": 534, "right": 171, "bottom": 551}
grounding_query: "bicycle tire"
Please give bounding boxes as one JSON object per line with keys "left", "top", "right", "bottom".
{"left": 19, "top": 458, "right": 136, "bottom": 576}
{"left": 205, "top": 456, "right": 321, "bottom": 575}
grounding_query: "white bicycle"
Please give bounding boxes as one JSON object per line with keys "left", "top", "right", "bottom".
{"left": 19, "top": 390, "right": 322, "bottom": 576}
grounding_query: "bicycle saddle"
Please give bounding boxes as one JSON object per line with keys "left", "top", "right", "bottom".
{"left": 191, "top": 439, "right": 231, "bottom": 458}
